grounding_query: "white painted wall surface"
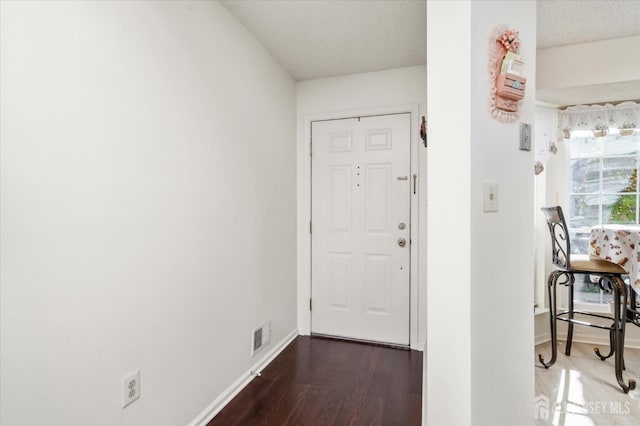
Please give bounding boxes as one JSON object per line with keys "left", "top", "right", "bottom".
{"left": 0, "top": 2, "right": 297, "bottom": 425}
{"left": 426, "top": 1, "right": 535, "bottom": 425}
{"left": 469, "top": 2, "right": 535, "bottom": 425}
{"left": 425, "top": 1, "right": 472, "bottom": 424}
{"left": 297, "top": 66, "right": 426, "bottom": 114}
{"left": 534, "top": 106, "right": 558, "bottom": 314}
{"left": 296, "top": 66, "right": 427, "bottom": 349}
{"left": 537, "top": 36, "right": 640, "bottom": 90}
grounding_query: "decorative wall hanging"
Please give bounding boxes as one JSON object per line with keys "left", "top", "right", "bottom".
{"left": 533, "top": 139, "right": 559, "bottom": 176}
{"left": 420, "top": 116, "right": 427, "bottom": 147}
{"left": 489, "top": 26, "right": 526, "bottom": 123}
{"left": 534, "top": 106, "right": 559, "bottom": 176}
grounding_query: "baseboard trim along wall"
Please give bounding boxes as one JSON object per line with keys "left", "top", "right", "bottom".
{"left": 189, "top": 329, "right": 299, "bottom": 426}
{"left": 535, "top": 310, "right": 551, "bottom": 346}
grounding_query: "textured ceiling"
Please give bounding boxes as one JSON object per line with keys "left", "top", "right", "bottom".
{"left": 220, "top": 0, "right": 426, "bottom": 81}
{"left": 537, "top": 0, "right": 640, "bottom": 49}
{"left": 221, "top": 0, "right": 640, "bottom": 105}
{"left": 537, "top": 1, "right": 640, "bottom": 106}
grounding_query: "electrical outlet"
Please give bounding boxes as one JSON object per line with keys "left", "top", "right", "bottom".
{"left": 121, "top": 369, "right": 140, "bottom": 408}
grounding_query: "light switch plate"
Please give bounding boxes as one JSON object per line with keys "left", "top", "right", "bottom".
{"left": 483, "top": 180, "right": 498, "bottom": 213}
{"left": 520, "top": 122, "right": 531, "bottom": 151}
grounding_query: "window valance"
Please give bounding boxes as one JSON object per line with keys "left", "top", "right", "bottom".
{"left": 560, "top": 101, "right": 640, "bottom": 138}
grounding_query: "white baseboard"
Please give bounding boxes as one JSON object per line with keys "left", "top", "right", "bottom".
{"left": 535, "top": 310, "right": 551, "bottom": 345}
{"left": 189, "top": 328, "right": 299, "bottom": 426}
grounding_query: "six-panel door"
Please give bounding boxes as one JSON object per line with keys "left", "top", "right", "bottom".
{"left": 311, "top": 113, "right": 411, "bottom": 345}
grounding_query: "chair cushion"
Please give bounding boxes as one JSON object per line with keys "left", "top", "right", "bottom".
{"left": 570, "top": 254, "right": 627, "bottom": 274}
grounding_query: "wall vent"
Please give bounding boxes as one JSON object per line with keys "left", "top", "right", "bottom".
{"left": 251, "top": 321, "right": 271, "bottom": 356}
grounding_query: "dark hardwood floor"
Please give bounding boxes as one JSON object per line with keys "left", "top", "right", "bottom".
{"left": 208, "top": 336, "right": 423, "bottom": 426}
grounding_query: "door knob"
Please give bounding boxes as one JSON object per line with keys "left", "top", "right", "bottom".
{"left": 398, "top": 238, "right": 406, "bottom": 247}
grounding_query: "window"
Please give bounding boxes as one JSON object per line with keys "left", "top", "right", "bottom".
{"left": 568, "top": 130, "right": 640, "bottom": 306}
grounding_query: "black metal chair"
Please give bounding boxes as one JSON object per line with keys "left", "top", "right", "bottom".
{"left": 628, "top": 289, "right": 640, "bottom": 328}
{"left": 539, "top": 206, "right": 636, "bottom": 393}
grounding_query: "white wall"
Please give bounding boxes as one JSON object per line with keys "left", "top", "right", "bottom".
{"left": 426, "top": 1, "right": 535, "bottom": 425}
{"left": 425, "top": 1, "right": 472, "bottom": 424}
{"left": 534, "top": 106, "right": 558, "bottom": 314}
{"left": 469, "top": 2, "right": 536, "bottom": 425}
{"left": 0, "top": 2, "right": 297, "bottom": 425}
{"left": 296, "top": 66, "right": 428, "bottom": 349}
{"left": 537, "top": 36, "right": 640, "bottom": 90}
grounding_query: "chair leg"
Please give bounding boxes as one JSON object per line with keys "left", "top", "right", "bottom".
{"left": 621, "top": 285, "right": 627, "bottom": 371}
{"left": 594, "top": 327, "right": 615, "bottom": 361}
{"left": 611, "top": 276, "right": 636, "bottom": 393}
{"left": 539, "top": 271, "right": 560, "bottom": 368}
{"left": 628, "top": 288, "right": 639, "bottom": 327}
{"left": 627, "top": 287, "right": 635, "bottom": 322}
{"left": 594, "top": 277, "right": 616, "bottom": 361}
{"left": 565, "top": 280, "right": 575, "bottom": 356}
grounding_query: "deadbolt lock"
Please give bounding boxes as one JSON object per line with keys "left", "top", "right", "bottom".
{"left": 398, "top": 238, "right": 407, "bottom": 247}
{"left": 398, "top": 222, "right": 406, "bottom": 230}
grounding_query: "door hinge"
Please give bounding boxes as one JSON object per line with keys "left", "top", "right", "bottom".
{"left": 309, "top": 221, "right": 312, "bottom": 234}
{"left": 310, "top": 142, "right": 312, "bottom": 157}
{"left": 309, "top": 298, "right": 312, "bottom": 311}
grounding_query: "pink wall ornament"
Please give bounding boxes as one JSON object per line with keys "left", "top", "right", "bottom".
{"left": 489, "top": 25, "right": 526, "bottom": 123}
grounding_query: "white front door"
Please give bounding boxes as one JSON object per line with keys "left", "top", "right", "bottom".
{"left": 311, "top": 113, "right": 411, "bottom": 345}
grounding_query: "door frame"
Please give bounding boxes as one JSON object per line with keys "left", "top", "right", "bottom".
{"left": 297, "top": 104, "right": 423, "bottom": 350}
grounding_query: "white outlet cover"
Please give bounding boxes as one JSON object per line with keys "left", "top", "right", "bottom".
{"left": 121, "top": 369, "right": 140, "bottom": 408}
